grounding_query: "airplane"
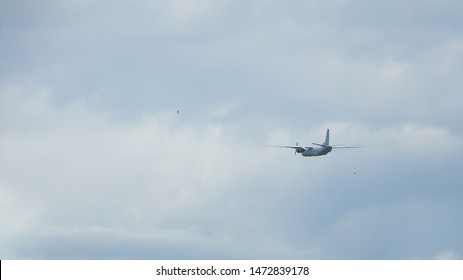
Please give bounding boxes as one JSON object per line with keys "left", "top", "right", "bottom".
{"left": 267, "top": 129, "right": 360, "bottom": 157}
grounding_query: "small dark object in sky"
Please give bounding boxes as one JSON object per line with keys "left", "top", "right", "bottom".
{"left": 177, "top": 110, "right": 180, "bottom": 114}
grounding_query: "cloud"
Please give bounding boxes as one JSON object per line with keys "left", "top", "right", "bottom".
{"left": 0, "top": 86, "right": 288, "bottom": 258}
{"left": 3, "top": 0, "right": 462, "bottom": 129}
{"left": 435, "top": 250, "right": 460, "bottom": 260}
{"left": 142, "top": 0, "right": 232, "bottom": 33}
{"left": 1, "top": 1, "right": 463, "bottom": 259}
{"left": 2, "top": 85, "right": 463, "bottom": 259}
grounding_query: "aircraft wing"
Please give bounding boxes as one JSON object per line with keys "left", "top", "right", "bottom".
{"left": 267, "top": 145, "right": 306, "bottom": 153}
{"left": 267, "top": 145, "right": 300, "bottom": 149}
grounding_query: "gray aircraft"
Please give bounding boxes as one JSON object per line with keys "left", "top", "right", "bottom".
{"left": 268, "top": 129, "right": 360, "bottom": 157}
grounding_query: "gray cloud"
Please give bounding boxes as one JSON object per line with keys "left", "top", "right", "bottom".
{"left": 1, "top": 0, "right": 463, "bottom": 259}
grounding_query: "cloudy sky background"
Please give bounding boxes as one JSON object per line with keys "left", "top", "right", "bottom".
{"left": 1, "top": 0, "right": 463, "bottom": 259}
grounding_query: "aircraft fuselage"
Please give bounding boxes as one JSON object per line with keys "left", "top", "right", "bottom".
{"left": 301, "top": 146, "right": 333, "bottom": 157}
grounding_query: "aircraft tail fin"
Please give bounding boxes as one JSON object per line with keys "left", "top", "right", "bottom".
{"left": 323, "top": 129, "right": 330, "bottom": 146}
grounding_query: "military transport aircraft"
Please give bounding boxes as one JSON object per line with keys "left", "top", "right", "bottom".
{"left": 268, "top": 129, "right": 360, "bottom": 157}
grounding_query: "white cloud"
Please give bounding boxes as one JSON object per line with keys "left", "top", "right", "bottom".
{"left": 435, "top": 39, "right": 463, "bottom": 74}
{"left": 2, "top": 0, "right": 463, "bottom": 259}
{"left": 0, "top": 86, "right": 294, "bottom": 258}
{"left": 140, "top": 0, "right": 231, "bottom": 33}
{"left": 434, "top": 250, "right": 460, "bottom": 260}
{"left": 2, "top": 86, "right": 462, "bottom": 259}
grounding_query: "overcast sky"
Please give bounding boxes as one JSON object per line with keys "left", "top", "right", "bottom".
{"left": 1, "top": 0, "right": 463, "bottom": 259}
